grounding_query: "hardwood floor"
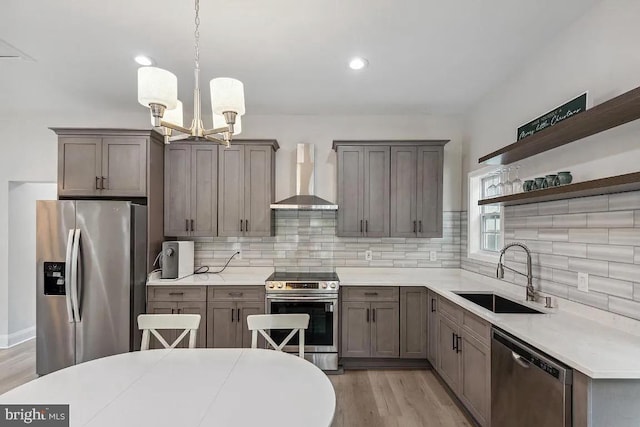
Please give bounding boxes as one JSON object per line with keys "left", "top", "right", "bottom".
{"left": 330, "top": 369, "right": 473, "bottom": 427}
{"left": 0, "top": 339, "right": 37, "bottom": 395}
{"left": 0, "top": 342, "right": 471, "bottom": 426}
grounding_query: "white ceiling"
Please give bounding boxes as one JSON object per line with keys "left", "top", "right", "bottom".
{"left": 1, "top": 0, "right": 599, "bottom": 118}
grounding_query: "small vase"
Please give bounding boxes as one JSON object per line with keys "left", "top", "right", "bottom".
{"left": 523, "top": 180, "right": 534, "bottom": 192}
{"left": 534, "top": 177, "right": 545, "bottom": 190}
{"left": 557, "top": 171, "right": 573, "bottom": 185}
{"left": 545, "top": 174, "right": 558, "bottom": 188}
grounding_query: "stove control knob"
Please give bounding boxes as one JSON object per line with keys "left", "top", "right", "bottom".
{"left": 321, "top": 283, "right": 327, "bottom": 289}
{"left": 277, "top": 282, "right": 284, "bottom": 289}
{"left": 268, "top": 283, "right": 274, "bottom": 289}
{"left": 329, "top": 282, "right": 337, "bottom": 289}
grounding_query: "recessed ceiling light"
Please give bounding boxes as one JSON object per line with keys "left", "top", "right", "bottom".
{"left": 349, "top": 57, "right": 368, "bottom": 70}
{"left": 134, "top": 55, "right": 155, "bottom": 66}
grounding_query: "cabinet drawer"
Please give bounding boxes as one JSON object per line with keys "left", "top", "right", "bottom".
{"left": 342, "top": 286, "right": 399, "bottom": 302}
{"left": 208, "top": 286, "right": 265, "bottom": 302}
{"left": 438, "top": 296, "right": 462, "bottom": 323}
{"left": 147, "top": 286, "right": 207, "bottom": 302}
{"left": 462, "top": 310, "right": 490, "bottom": 345}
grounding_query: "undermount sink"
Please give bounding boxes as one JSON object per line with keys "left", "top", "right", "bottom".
{"left": 454, "top": 292, "right": 543, "bottom": 314}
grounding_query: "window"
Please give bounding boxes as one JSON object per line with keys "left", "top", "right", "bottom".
{"left": 467, "top": 168, "right": 503, "bottom": 262}
{"left": 480, "top": 175, "right": 501, "bottom": 252}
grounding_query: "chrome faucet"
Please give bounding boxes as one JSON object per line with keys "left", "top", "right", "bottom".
{"left": 497, "top": 242, "right": 536, "bottom": 302}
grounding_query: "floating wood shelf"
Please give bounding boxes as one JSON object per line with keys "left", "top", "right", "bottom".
{"left": 478, "top": 172, "right": 640, "bottom": 206}
{"left": 478, "top": 86, "right": 640, "bottom": 165}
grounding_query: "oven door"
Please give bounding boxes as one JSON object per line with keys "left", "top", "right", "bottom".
{"left": 266, "top": 295, "right": 338, "bottom": 353}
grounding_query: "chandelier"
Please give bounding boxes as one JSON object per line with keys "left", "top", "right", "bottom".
{"left": 137, "top": 0, "right": 245, "bottom": 146}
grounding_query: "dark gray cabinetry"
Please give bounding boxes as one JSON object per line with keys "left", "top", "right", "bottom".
{"left": 400, "top": 287, "right": 428, "bottom": 358}
{"left": 390, "top": 145, "right": 445, "bottom": 237}
{"left": 218, "top": 140, "right": 278, "bottom": 237}
{"left": 164, "top": 144, "right": 218, "bottom": 237}
{"left": 427, "top": 290, "right": 438, "bottom": 363}
{"left": 341, "top": 287, "right": 400, "bottom": 358}
{"left": 334, "top": 140, "right": 447, "bottom": 238}
{"left": 335, "top": 146, "right": 390, "bottom": 237}
{"left": 206, "top": 286, "right": 266, "bottom": 348}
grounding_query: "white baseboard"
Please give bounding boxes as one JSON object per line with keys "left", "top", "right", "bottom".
{"left": 0, "top": 326, "right": 36, "bottom": 348}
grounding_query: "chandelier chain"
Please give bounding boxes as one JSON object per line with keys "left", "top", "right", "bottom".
{"left": 194, "top": 0, "right": 200, "bottom": 70}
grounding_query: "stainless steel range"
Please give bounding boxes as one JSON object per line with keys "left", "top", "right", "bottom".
{"left": 265, "top": 272, "right": 339, "bottom": 371}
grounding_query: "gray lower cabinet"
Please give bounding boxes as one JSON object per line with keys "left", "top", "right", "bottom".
{"left": 427, "top": 290, "right": 438, "bottom": 363}
{"left": 341, "top": 287, "right": 400, "bottom": 358}
{"left": 400, "top": 287, "right": 428, "bottom": 358}
{"left": 218, "top": 141, "right": 278, "bottom": 237}
{"left": 164, "top": 143, "right": 217, "bottom": 237}
{"left": 55, "top": 129, "right": 158, "bottom": 198}
{"left": 435, "top": 296, "right": 491, "bottom": 426}
{"left": 390, "top": 145, "right": 445, "bottom": 237}
{"left": 336, "top": 145, "right": 390, "bottom": 237}
{"left": 334, "top": 140, "right": 447, "bottom": 238}
{"left": 206, "top": 286, "right": 265, "bottom": 348}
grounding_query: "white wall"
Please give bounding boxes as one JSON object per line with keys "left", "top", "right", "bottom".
{"left": 463, "top": 0, "right": 640, "bottom": 205}
{"left": 7, "top": 182, "right": 56, "bottom": 346}
{"left": 0, "top": 111, "right": 463, "bottom": 346}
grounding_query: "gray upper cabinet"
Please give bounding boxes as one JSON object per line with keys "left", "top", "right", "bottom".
{"left": 335, "top": 140, "right": 447, "bottom": 238}
{"left": 218, "top": 140, "right": 278, "bottom": 237}
{"left": 55, "top": 129, "right": 158, "bottom": 198}
{"left": 164, "top": 143, "right": 218, "bottom": 237}
{"left": 390, "top": 144, "right": 445, "bottom": 237}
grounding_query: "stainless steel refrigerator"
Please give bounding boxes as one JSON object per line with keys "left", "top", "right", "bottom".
{"left": 36, "top": 200, "right": 147, "bottom": 375}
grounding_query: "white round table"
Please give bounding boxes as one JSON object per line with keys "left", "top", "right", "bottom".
{"left": 0, "top": 348, "right": 336, "bottom": 427}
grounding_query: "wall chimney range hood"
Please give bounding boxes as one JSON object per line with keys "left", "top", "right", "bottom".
{"left": 270, "top": 143, "right": 338, "bottom": 210}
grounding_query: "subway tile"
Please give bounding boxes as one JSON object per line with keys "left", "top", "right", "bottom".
{"left": 538, "top": 229, "right": 569, "bottom": 242}
{"left": 589, "top": 276, "right": 634, "bottom": 299}
{"left": 568, "top": 195, "right": 609, "bottom": 213}
{"left": 367, "top": 260, "right": 394, "bottom": 268}
{"left": 609, "top": 192, "right": 640, "bottom": 211}
{"left": 514, "top": 229, "right": 538, "bottom": 240}
{"left": 511, "top": 204, "right": 539, "bottom": 217}
{"left": 636, "top": 211, "right": 640, "bottom": 227}
{"left": 587, "top": 211, "right": 634, "bottom": 228}
{"left": 608, "top": 297, "right": 640, "bottom": 321}
{"left": 552, "top": 242, "right": 587, "bottom": 258}
{"left": 538, "top": 200, "right": 569, "bottom": 215}
{"left": 538, "top": 279, "right": 569, "bottom": 299}
{"left": 587, "top": 244, "right": 634, "bottom": 263}
{"left": 636, "top": 248, "right": 640, "bottom": 264}
{"left": 537, "top": 254, "right": 569, "bottom": 270}
{"left": 568, "top": 228, "right": 609, "bottom": 244}
{"left": 394, "top": 259, "right": 419, "bottom": 267}
{"left": 567, "top": 288, "right": 609, "bottom": 311}
{"left": 553, "top": 214, "right": 587, "bottom": 228}
{"left": 568, "top": 257, "right": 609, "bottom": 276}
{"left": 609, "top": 229, "right": 640, "bottom": 246}
{"left": 551, "top": 269, "right": 578, "bottom": 286}
{"left": 609, "top": 262, "right": 640, "bottom": 282}
{"left": 634, "top": 283, "right": 640, "bottom": 301}
{"left": 526, "top": 215, "right": 554, "bottom": 228}
{"left": 504, "top": 216, "right": 527, "bottom": 229}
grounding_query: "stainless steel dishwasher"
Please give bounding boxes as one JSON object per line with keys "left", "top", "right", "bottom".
{"left": 492, "top": 328, "right": 573, "bottom": 427}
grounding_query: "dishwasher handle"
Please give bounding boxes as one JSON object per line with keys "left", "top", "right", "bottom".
{"left": 512, "top": 351, "right": 530, "bottom": 369}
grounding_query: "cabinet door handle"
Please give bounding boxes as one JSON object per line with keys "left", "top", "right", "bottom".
{"left": 456, "top": 336, "right": 462, "bottom": 353}
{"left": 168, "top": 292, "right": 184, "bottom": 296}
{"left": 102, "top": 177, "right": 107, "bottom": 190}
{"left": 228, "top": 292, "right": 244, "bottom": 297}
{"left": 186, "top": 219, "right": 189, "bottom": 232}
{"left": 190, "top": 219, "right": 194, "bottom": 232}
{"left": 413, "top": 220, "right": 417, "bottom": 233}
{"left": 177, "top": 308, "right": 182, "bottom": 314}
{"left": 431, "top": 298, "right": 436, "bottom": 312}
{"left": 419, "top": 220, "right": 423, "bottom": 233}
{"left": 360, "top": 220, "right": 363, "bottom": 233}
{"left": 231, "top": 308, "right": 235, "bottom": 322}
{"left": 365, "top": 220, "right": 368, "bottom": 233}
{"left": 240, "top": 219, "right": 244, "bottom": 232}
{"left": 95, "top": 176, "right": 100, "bottom": 190}
{"left": 245, "top": 220, "right": 249, "bottom": 232}
{"left": 364, "top": 292, "right": 378, "bottom": 296}
{"left": 372, "top": 308, "right": 376, "bottom": 322}
{"left": 171, "top": 308, "right": 175, "bottom": 314}
{"left": 452, "top": 332, "right": 456, "bottom": 351}
{"left": 366, "top": 308, "right": 370, "bottom": 323}
{"left": 236, "top": 308, "right": 241, "bottom": 322}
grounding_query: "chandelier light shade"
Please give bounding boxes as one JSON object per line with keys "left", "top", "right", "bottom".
{"left": 137, "top": 67, "right": 178, "bottom": 110}
{"left": 213, "top": 113, "right": 241, "bottom": 135}
{"left": 137, "top": 0, "right": 246, "bottom": 146}
{"left": 210, "top": 78, "right": 246, "bottom": 115}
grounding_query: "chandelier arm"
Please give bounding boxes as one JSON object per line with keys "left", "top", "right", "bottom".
{"left": 160, "top": 120, "right": 193, "bottom": 135}
{"left": 203, "top": 135, "right": 229, "bottom": 146}
{"left": 202, "top": 126, "right": 231, "bottom": 136}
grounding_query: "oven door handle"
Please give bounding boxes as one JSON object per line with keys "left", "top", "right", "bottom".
{"left": 267, "top": 296, "right": 337, "bottom": 301}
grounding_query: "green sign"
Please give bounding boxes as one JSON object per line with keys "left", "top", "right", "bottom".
{"left": 517, "top": 93, "right": 588, "bottom": 140}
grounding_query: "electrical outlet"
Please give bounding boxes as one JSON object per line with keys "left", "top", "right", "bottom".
{"left": 430, "top": 251, "right": 437, "bottom": 262}
{"left": 578, "top": 272, "right": 589, "bottom": 292}
{"left": 365, "top": 250, "right": 373, "bottom": 261}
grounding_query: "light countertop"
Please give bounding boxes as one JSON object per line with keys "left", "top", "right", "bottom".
{"left": 337, "top": 268, "right": 640, "bottom": 379}
{"left": 147, "top": 267, "right": 273, "bottom": 286}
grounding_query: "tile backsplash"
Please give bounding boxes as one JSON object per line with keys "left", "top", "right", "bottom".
{"left": 462, "top": 191, "right": 640, "bottom": 320}
{"left": 194, "top": 211, "right": 461, "bottom": 272}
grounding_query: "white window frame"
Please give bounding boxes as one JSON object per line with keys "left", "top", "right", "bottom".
{"left": 468, "top": 167, "right": 504, "bottom": 263}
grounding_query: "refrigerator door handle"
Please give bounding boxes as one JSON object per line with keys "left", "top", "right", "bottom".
{"left": 64, "top": 229, "right": 76, "bottom": 323}
{"left": 70, "top": 228, "right": 82, "bottom": 322}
